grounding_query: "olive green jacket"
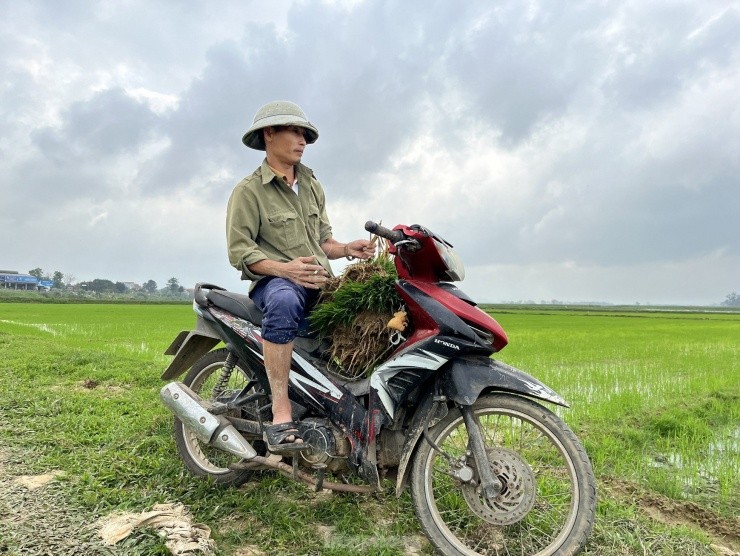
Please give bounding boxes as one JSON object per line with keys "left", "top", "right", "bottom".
{"left": 226, "top": 160, "right": 334, "bottom": 290}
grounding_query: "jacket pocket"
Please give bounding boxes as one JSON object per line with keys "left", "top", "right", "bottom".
{"left": 266, "top": 210, "right": 301, "bottom": 248}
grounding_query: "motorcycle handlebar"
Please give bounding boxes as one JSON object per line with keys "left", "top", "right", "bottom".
{"left": 365, "top": 221, "right": 405, "bottom": 244}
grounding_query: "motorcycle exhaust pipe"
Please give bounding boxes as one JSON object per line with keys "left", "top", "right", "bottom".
{"left": 160, "top": 382, "right": 257, "bottom": 460}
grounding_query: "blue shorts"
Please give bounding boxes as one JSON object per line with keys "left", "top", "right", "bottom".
{"left": 250, "top": 277, "right": 320, "bottom": 344}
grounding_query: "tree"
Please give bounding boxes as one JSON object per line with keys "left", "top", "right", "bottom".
{"left": 28, "top": 268, "right": 44, "bottom": 280}
{"left": 85, "top": 278, "right": 115, "bottom": 293}
{"left": 143, "top": 280, "right": 158, "bottom": 293}
{"left": 167, "top": 277, "right": 180, "bottom": 293}
{"left": 52, "top": 271, "right": 64, "bottom": 289}
{"left": 114, "top": 281, "right": 128, "bottom": 294}
{"left": 721, "top": 292, "right": 740, "bottom": 307}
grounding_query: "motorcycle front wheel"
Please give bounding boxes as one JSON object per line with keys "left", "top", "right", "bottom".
{"left": 410, "top": 394, "right": 596, "bottom": 556}
{"left": 173, "top": 348, "right": 266, "bottom": 485}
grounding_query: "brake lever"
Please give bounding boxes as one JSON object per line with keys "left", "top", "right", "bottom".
{"left": 394, "top": 239, "right": 421, "bottom": 252}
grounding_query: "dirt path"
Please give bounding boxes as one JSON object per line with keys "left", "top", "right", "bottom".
{"left": 602, "top": 477, "right": 740, "bottom": 554}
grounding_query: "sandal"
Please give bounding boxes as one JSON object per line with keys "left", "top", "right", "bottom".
{"left": 264, "top": 422, "right": 306, "bottom": 454}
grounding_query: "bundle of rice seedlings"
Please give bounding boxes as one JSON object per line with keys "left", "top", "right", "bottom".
{"left": 309, "top": 248, "right": 403, "bottom": 379}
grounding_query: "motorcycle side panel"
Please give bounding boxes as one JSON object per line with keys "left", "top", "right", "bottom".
{"left": 442, "top": 356, "right": 569, "bottom": 408}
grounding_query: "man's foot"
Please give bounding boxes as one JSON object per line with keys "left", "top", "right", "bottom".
{"left": 264, "top": 422, "right": 306, "bottom": 454}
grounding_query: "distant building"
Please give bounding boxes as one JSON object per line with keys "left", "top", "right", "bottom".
{"left": 122, "top": 282, "right": 142, "bottom": 291}
{"left": 0, "top": 270, "right": 39, "bottom": 290}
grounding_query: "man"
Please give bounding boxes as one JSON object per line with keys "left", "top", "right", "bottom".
{"left": 226, "top": 100, "right": 373, "bottom": 453}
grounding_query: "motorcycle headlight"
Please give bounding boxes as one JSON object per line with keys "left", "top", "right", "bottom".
{"left": 434, "top": 238, "right": 465, "bottom": 281}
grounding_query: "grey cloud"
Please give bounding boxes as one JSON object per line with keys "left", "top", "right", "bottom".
{"left": 134, "top": 5, "right": 435, "bottom": 199}
{"left": 695, "top": 6, "right": 740, "bottom": 63}
{"left": 605, "top": 4, "right": 740, "bottom": 110}
{"left": 409, "top": 1, "right": 740, "bottom": 270}
{"left": 32, "top": 88, "right": 159, "bottom": 158}
{"left": 132, "top": 36, "right": 274, "bottom": 198}
{"left": 438, "top": 2, "right": 608, "bottom": 144}
{"left": 5, "top": 88, "right": 162, "bottom": 218}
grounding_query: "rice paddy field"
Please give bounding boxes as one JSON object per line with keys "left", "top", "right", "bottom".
{"left": 0, "top": 301, "right": 738, "bottom": 555}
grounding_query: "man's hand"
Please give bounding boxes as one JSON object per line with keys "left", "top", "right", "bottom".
{"left": 319, "top": 237, "right": 376, "bottom": 261}
{"left": 345, "top": 239, "right": 375, "bottom": 260}
{"left": 247, "top": 256, "right": 329, "bottom": 288}
{"left": 281, "top": 256, "right": 330, "bottom": 289}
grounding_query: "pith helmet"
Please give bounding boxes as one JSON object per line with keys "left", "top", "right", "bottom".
{"left": 242, "top": 100, "right": 319, "bottom": 150}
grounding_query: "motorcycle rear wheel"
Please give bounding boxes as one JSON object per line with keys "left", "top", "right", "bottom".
{"left": 410, "top": 394, "right": 596, "bottom": 556}
{"left": 173, "top": 348, "right": 265, "bottom": 486}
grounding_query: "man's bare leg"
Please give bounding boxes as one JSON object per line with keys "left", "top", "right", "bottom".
{"left": 262, "top": 339, "right": 301, "bottom": 442}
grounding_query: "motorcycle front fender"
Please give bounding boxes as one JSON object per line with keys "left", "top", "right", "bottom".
{"left": 161, "top": 316, "right": 221, "bottom": 380}
{"left": 442, "top": 356, "right": 569, "bottom": 408}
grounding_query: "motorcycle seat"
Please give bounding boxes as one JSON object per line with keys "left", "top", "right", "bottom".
{"left": 206, "top": 289, "right": 263, "bottom": 325}
{"left": 205, "top": 286, "right": 317, "bottom": 339}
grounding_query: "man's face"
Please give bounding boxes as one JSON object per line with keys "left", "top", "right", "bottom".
{"left": 264, "top": 125, "right": 308, "bottom": 166}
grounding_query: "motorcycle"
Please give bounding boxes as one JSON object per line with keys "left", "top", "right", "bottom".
{"left": 160, "top": 221, "right": 597, "bottom": 555}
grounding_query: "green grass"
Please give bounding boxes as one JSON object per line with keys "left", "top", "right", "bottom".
{"left": 0, "top": 303, "right": 738, "bottom": 555}
{"left": 490, "top": 308, "right": 740, "bottom": 518}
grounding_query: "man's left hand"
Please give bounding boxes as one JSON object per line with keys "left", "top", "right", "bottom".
{"left": 346, "top": 239, "right": 374, "bottom": 260}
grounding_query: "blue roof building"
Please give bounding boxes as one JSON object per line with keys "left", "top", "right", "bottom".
{"left": 0, "top": 271, "right": 40, "bottom": 290}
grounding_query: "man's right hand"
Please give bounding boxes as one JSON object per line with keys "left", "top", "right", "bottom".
{"left": 282, "top": 257, "right": 329, "bottom": 290}
{"left": 280, "top": 256, "right": 330, "bottom": 289}
{"left": 247, "top": 256, "right": 330, "bottom": 289}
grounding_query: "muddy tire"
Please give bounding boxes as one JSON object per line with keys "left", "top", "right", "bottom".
{"left": 173, "top": 348, "right": 265, "bottom": 486}
{"left": 410, "top": 394, "right": 596, "bottom": 555}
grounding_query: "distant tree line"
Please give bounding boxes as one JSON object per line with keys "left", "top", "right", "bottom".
{"left": 18, "top": 268, "right": 740, "bottom": 307}
{"left": 23, "top": 269, "right": 189, "bottom": 299}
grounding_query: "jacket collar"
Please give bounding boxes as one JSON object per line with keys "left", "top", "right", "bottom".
{"left": 260, "top": 159, "right": 313, "bottom": 186}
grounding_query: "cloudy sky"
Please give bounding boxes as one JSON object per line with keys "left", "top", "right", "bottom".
{"left": 2, "top": 0, "right": 738, "bottom": 305}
